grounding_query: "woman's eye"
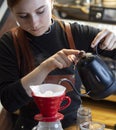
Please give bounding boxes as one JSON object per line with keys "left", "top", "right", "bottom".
{"left": 37, "top": 9, "right": 45, "bottom": 14}
{"left": 19, "top": 15, "right": 29, "bottom": 19}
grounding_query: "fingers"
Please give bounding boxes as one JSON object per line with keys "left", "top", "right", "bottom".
{"left": 47, "top": 49, "right": 80, "bottom": 69}
{"left": 91, "top": 29, "right": 116, "bottom": 50}
{"left": 91, "top": 29, "right": 109, "bottom": 48}
{"left": 45, "top": 49, "right": 86, "bottom": 71}
{"left": 55, "top": 52, "right": 71, "bottom": 68}
{"left": 100, "top": 34, "right": 116, "bottom": 50}
{"left": 61, "top": 49, "right": 80, "bottom": 55}
{"left": 53, "top": 49, "right": 80, "bottom": 69}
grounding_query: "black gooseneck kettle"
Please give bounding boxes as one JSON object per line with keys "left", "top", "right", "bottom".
{"left": 59, "top": 51, "right": 116, "bottom": 100}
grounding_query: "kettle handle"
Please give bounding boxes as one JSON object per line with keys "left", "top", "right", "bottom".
{"left": 58, "top": 78, "right": 91, "bottom": 97}
{"left": 95, "top": 41, "right": 105, "bottom": 56}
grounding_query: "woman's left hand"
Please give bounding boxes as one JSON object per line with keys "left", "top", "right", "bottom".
{"left": 91, "top": 29, "right": 116, "bottom": 50}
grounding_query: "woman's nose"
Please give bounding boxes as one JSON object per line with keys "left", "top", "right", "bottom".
{"left": 30, "top": 15, "right": 39, "bottom": 28}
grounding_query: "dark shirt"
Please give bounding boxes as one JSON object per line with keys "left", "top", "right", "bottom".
{"left": 0, "top": 20, "right": 115, "bottom": 129}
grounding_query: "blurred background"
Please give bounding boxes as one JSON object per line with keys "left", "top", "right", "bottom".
{"left": 53, "top": 0, "right": 116, "bottom": 24}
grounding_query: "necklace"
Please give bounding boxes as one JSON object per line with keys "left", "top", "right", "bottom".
{"left": 44, "top": 19, "right": 54, "bottom": 34}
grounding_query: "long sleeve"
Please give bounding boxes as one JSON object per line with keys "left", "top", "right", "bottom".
{"left": 0, "top": 32, "right": 31, "bottom": 112}
{"left": 71, "top": 22, "right": 116, "bottom": 59}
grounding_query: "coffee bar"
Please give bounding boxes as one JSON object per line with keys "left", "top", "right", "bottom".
{"left": 0, "top": 0, "right": 116, "bottom": 130}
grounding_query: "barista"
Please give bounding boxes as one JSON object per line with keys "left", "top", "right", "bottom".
{"left": 0, "top": 0, "right": 116, "bottom": 130}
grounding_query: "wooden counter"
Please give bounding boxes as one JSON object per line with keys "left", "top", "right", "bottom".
{"left": 81, "top": 97, "right": 116, "bottom": 129}
{"left": 64, "top": 124, "right": 113, "bottom": 130}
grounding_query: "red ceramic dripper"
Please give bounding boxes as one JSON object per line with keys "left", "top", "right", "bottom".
{"left": 32, "top": 92, "right": 71, "bottom": 117}
{"left": 30, "top": 84, "right": 71, "bottom": 121}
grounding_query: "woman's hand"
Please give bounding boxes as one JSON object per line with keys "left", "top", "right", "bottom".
{"left": 91, "top": 29, "right": 116, "bottom": 50}
{"left": 21, "top": 49, "right": 82, "bottom": 96}
{"left": 42, "top": 49, "right": 81, "bottom": 72}
{"left": 21, "top": 49, "right": 83, "bottom": 96}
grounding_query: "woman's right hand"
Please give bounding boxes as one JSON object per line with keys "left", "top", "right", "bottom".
{"left": 21, "top": 49, "right": 82, "bottom": 96}
{"left": 42, "top": 49, "right": 81, "bottom": 72}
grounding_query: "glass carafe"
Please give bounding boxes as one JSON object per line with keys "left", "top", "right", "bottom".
{"left": 32, "top": 121, "right": 63, "bottom": 130}
{"left": 76, "top": 106, "right": 92, "bottom": 130}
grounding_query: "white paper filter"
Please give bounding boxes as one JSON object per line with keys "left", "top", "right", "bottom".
{"left": 30, "top": 84, "right": 66, "bottom": 97}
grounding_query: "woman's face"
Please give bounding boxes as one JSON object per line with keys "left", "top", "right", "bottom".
{"left": 12, "top": 0, "right": 53, "bottom": 36}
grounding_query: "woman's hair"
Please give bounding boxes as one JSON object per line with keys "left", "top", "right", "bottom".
{"left": 7, "top": 0, "right": 21, "bottom": 9}
{"left": 7, "top": 0, "right": 55, "bottom": 9}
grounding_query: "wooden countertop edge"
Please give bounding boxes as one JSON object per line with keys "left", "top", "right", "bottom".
{"left": 64, "top": 124, "right": 113, "bottom": 130}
